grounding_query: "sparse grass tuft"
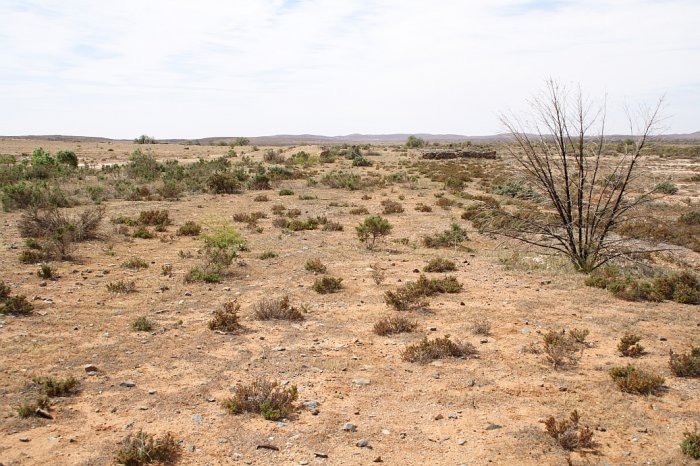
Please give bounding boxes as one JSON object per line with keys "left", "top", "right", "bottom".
{"left": 258, "top": 251, "right": 277, "bottom": 260}
{"left": 402, "top": 335, "right": 477, "bottom": 363}
{"left": 32, "top": 376, "right": 78, "bottom": 397}
{"left": 312, "top": 276, "right": 343, "bottom": 294}
{"left": 470, "top": 319, "right": 491, "bottom": 336}
{"left": 253, "top": 296, "right": 304, "bottom": 321}
{"left": 131, "top": 316, "right": 154, "bottom": 332}
{"left": 122, "top": 257, "right": 149, "bottom": 270}
{"left": 107, "top": 280, "right": 136, "bottom": 294}
{"left": 542, "top": 330, "right": 584, "bottom": 369}
{"left": 208, "top": 301, "right": 242, "bottom": 333}
{"left": 114, "top": 430, "right": 180, "bottom": 466}
{"left": 222, "top": 379, "right": 298, "bottom": 420}
{"left": 609, "top": 364, "right": 664, "bottom": 395}
{"left": 373, "top": 315, "right": 418, "bottom": 335}
{"left": 543, "top": 410, "right": 594, "bottom": 451}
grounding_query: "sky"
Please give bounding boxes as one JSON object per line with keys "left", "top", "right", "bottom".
{"left": 1, "top": 0, "right": 698, "bottom": 139}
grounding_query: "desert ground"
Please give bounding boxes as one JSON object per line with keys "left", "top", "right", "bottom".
{"left": 0, "top": 138, "right": 699, "bottom": 465}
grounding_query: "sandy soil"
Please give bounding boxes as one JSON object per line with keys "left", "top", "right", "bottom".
{"left": 0, "top": 140, "right": 699, "bottom": 465}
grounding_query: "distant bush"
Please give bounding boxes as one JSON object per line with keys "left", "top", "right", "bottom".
{"left": 373, "top": 315, "right": 417, "bottom": 336}
{"left": 402, "top": 335, "right": 476, "bottom": 363}
{"left": 253, "top": 296, "right": 304, "bottom": 321}
{"left": 138, "top": 209, "right": 171, "bottom": 227}
{"left": 320, "top": 171, "right": 363, "bottom": 190}
{"left": 493, "top": 181, "right": 538, "bottom": 199}
{"left": 655, "top": 180, "right": 678, "bottom": 195}
{"left": 423, "top": 257, "right": 456, "bottom": 272}
{"left": 33, "top": 376, "right": 78, "bottom": 397}
{"left": 406, "top": 135, "right": 426, "bottom": 148}
{"left": 55, "top": 150, "right": 78, "bottom": 168}
{"left": 222, "top": 379, "right": 298, "bottom": 420}
{"left": 609, "top": 364, "right": 664, "bottom": 395}
{"left": 415, "top": 203, "right": 432, "bottom": 212}
{"left": 384, "top": 274, "right": 462, "bottom": 311}
{"left": 356, "top": 215, "right": 392, "bottom": 250}
{"left": 586, "top": 267, "right": 700, "bottom": 305}
{"left": 131, "top": 316, "right": 154, "bottom": 331}
{"left": 668, "top": 347, "right": 700, "bottom": 377}
{"left": 208, "top": 301, "right": 243, "bottom": 333}
{"left": 133, "top": 134, "right": 157, "bottom": 144}
{"left": 107, "top": 280, "right": 136, "bottom": 294}
{"left": 177, "top": 221, "right": 201, "bottom": 236}
{"left": 542, "top": 330, "right": 583, "bottom": 369}
{"left": 126, "top": 150, "right": 161, "bottom": 180}
{"left": 208, "top": 172, "right": 242, "bottom": 194}
{"left": 423, "top": 223, "right": 468, "bottom": 249}
{"left": 312, "top": 276, "right": 343, "bottom": 294}
{"left": 122, "top": 257, "right": 149, "bottom": 270}
{"left": 381, "top": 199, "right": 404, "bottom": 214}
{"left": 2, "top": 295, "right": 33, "bottom": 316}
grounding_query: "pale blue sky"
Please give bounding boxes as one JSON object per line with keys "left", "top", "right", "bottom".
{"left": 1, "top": 0, "right": 698, "bottom": 138}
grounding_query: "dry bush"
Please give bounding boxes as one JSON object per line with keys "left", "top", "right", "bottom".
{"left": 384, "top": 275, "right": 462, "bottom": 311}
{"left": 424, "top": 257, "right": 456, "bottom": 272}
{"left": 32, "top": 376, "right": 78, "bottom": 397}
{"left": 2, "top": 295, "right": 34, "bottom": 316}
{"left": 208, "top": 301, "right": 243, "bottom": 333}
{"left": 586, "top": 267, "right": 700, "bottom": 305}
{"left": 286, "top": 208, "right": 302, "bottom": 218}
{"left": 682, "top": 426, "right": 700, "bottom": 460}
{"left": 222, "top": 379, "right": 298, "bottom": 421}
{"left": 349, "top": 206, "right": 369, "bottom": 215}
{"left": 252, "top": 296, "right": 304, "bottom": 321}
{"left": 312, "top": 276, "right": 343, "bottom": 294}
{"left": 609, "top": 364, "right": 665, "bottom": 395}
{"left": 177, "top": 221, "right": 201, "bottom": 236}
{"left": 370, "top": 263, "right": 385, "bottom": 285}
{"left": 568, "top": 328, "right": 590, "bottom": 345}
{"left": 402, "top": 335, "right": 477, "bottom": 363}
{"left": 19, "top": 207, "right": 104, "bottom": 241}
{"left": 138, "top": 209, "right": 171, "bottom": 226}
{"left": 122, "top": 257, "right": 149, "bottom": 270}
{"left": 304, "top": 258, "right": 327, "bottom": 274}
{"left": 232, "top": 211, "right": 267, "bottom": 226}
{"left": 0, "top": 281, "right": 10, "bottom": 300}
{"left": 668, "top": 347, "right": 700, "bottom": 377}
{"left": 542, "top": 330, "right": 583, "bottom": 369}
{"left": 542, "top": 410, "right": 594, "bottom": 451}
{"left": 322, "top": 220, "right": 343, "bottom": 231}
{"left": 422, "top": 223, "right": 468, "bottom": 248}
{"left": 470, "top": 319, "right": 491, "bottom": 336}
{"left": 381, "top": 199, "right": 404, "bottom": 214}
{"left": 114, "top": 430, "right": 180, "bottom": 466}
{"left": 254, "top": 194, "right": 269, "bottom": 202}
{"left": 415, "top": 203, "right": 432, "bottom": 212}
{"left": 106, "top": 280, "right": 136, "bottom": 294}
{"left": 373, "top": 315, "right": 418, "bottom": 335}
{"left": 618, "top": 333, "right": 645, "bottom": 357}
{"left": 271, "top": 204, "right": 286, "bottom": 215}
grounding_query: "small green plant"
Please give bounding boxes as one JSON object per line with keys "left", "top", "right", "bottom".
{"left": 655, "top": 180, "right": 678, "bottom": 195}
{"left": 402, "top": 335, "right": 477, "bottom": 363}
{"left": 609, "top": 364, "right": 664, "bottom": 395}
{"left": 423, "top": 223, "right": 468, "bottom": 248}
{"left": 32, "top": 376, "right": 78, "bottom": 397}
{"left": 356, "top": 215, "right": 393, "bottom": 250}
{"left": 16, "top": 396, "right": 50, "bottom": 418}
{"left": 106, "top": 280, "right": 136, "bottom": 294}
{"left": 373, "top": 315, "right": 418, "bottom": 336}
{"left": 2, "top": 295, "right": 34, "bottom": 316}
{"left": 681, "top": 426, "right": 700, "bottom": 460}
{"left": 423, "top": 257, "right": 456, "bottom": 272}
{"left": 122, "top": 258, "right": 149, "bottom": 270}
{"left": 304, "top": 258, "right": 327, "bottom": 273}
{"left": 312, "top": 276, "right": 343, "bottom": 294}
{"left": 177, "top": 221, "right": 201, "bottom": 236}
{"left": 114, "top": 430, "right": 180, "bottom": 466}
{"left": 542, "top": 410, "right": 594, "bottom": 451}
{"left": 668, "top": 347, "right": 700, "bottom": 377}
{"left": 132, "top": 226, "right": 155, "bottom": 239}
{"left": 208, "top": 301, "right": 243, "bottom": 333}
{"left": 278, "top": 188, "right": 294, "bottom": 196}
{"left": 258, "top": 251, "right": 277, "bottom": 260}
{"left": 618, "top": 333, "right": 644, "bottom": 357}
{"left": 253, "top": 296, "right": 305, "bottom": 321}
{"left": 222, "top": 379, "right": 298, "bottom": 421}
{"left": 37, "top": 263, "right": 57, "bottom": 280}
{"left": 131, "top": 316, "right": 154, "bottom": 332}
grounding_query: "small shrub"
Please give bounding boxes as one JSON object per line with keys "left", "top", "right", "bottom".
{"left": 279, "top": 188, "right": 294, "bottom": 196}
{"left": 406, "top": 135, "right": 426, "bottom": 148}
{"left": 609, "top": 365, "right": 664, "bottom": 395}
{"left": 138, "top": 209, "right": 170, "bottom": 226}
{"left": 356, "top": 215, "right": 393, "bottom": 250}
{"left": 370, "top": 263, "right": 385, "bottom": 285}
{"left": 222, "top": 379, "right": 298, "bottom": 421}
{"left": 32, "top": 376, "right": 78, "bottom": 397}
{"left": 423, "top": 257, "right": 456, "bottom": 272}
{"left": 349, "top": 206, "right": 369, "bottom": 215}
{"left": 114, "top": 430, "right": 180, "bottom": 466}
{"left": 2, "top": 295, "right": 33, "bottom": 316}
{"left": 107, "top": 280, "right": 136, "bottom": 294}
{"left": 37, "top": 263, "right": 57, "bottom": 280}
{"left": 177, "top": 221, "right": 201, "bottom": 236}
{"left": 122, "top": 258, "right": 149, "bottom": 270}
{"left": 0, "top": 281, "right": 10, "bottom": 300}
{"left": 208, "top": 172, "right": 242, "bottom": 194}
{"left": 161, "top": 264, "right": 173, "bottom": 277}
{"left": 131, "top": 316, "right": 154, "bottom": 332}
{"left": 423, "top": 223, "right": 468, "bottom": 248}
{"left": 681, "top": 426, "right": 700, "bottom": 460}
{"left": 16, "top": 396, "right": 50, "bottom": 418}
{"left": 494, "top": 181, "right": 538, "bottom": 199}
{"left": 258, "top": 251, "right": 277, "bottom": 260}
{"left": 254, "top": 194, "right": 269, "bottom": 202}
{"left": 374, "top": 315, "right": 418, "bottom": 335}
{"left": 668, "top": 347, "right": 700, "bottom": 377}
{"left": 286, "top": 217, "right": 319, "bottom": 231}
{"left": 184, "top": 267, "right": 223, "bottom": 284}
{"left": 271, "top": 204, "right": 286, "bottom": 215}
{"left": 208, "top": 301, "right": 243, "bottom": 333}
{"left": 55, "top": 149, "right": 78, "bottom": 168}
{"left": 618, "top": 333, "right": 644, "bottom": 357}
{"left": 253, "top": 296, "right": 304, "bottom": 321}
{"left": 543, "top": 410, "right": 594, "bottom": 451}
{"left": 384, "top": 275, "right": 462, "bottom": 311}
{"left": 402, "top": 335, "right": 477, "bottom": 363}
{"left": 132, "top": 227, "right": 155, "bottom": 239}
{"left": 312, "top": 276, "right": 343, "bottom": 294}
{"left": 435, "top": 197, "right": 455, "bottom": 209}
{"left": 655, "top": 180, "right": 678, "bottom": 195}
{"left": 542, "top": 330, "right": 581, "bottom": 369}
{"left": 679, "top": 210, "right": 700, "bottom": 226}
{"left": 381, "top": 199, "right": 404, "bottom": 214}
{"left": 568, "top": 328, "right": 590, "bottom": 345}
{"left": 470, "top": 319, "right": 491, "bottom": 336}
{"left": 415, "top": 203, "right": 432, "bottom": 212}
{"left": 286, "top": 208, "right": 302, "bottom": 218}
{"left": 304, "top": 258, "right": 327, "bottom": 273}
{"left": 322, "top": 221, "right": 343, "bottom": 231}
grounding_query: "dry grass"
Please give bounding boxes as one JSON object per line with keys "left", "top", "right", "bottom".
{"left": 373, "top": 315, "right": 418, "bottom": 336}
{"left": 222, "top": 379, "right": 298, "bottom": 420}
{"left": 609, "top": 365, "right": 665, "bottom": 395}
{"left": 114, "top": 430, "right": 180, "bottom": 466}
{"left": 402, "top": 335, "right": 477, "bottom": 363}
{"left": 252, "top": 296, "right": 304, "bottom": 321}
{"left": 106, "top": 280, "right": 136, "bottom": 294}
{"left": 542, "top": 410, "right": 594, "bottom": 451}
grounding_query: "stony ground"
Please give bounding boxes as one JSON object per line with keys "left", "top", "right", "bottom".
{"left": 0, "top": 139, "right": 699, "bottom": 465}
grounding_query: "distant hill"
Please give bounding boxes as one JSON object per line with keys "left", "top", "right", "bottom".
{"left": 2, "top": 132, "right": 699, "bottom": 145}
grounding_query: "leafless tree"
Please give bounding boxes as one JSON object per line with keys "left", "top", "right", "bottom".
{"left": 489, "top": 79, "right": 663, "bottom": 272}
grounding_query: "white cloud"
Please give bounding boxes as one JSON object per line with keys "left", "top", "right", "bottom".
{"left": 0, "top": 0, "right": 698, "bottom": 137}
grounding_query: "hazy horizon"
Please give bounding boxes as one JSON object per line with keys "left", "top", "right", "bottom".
{"left": 2, "top": 1, "right": 699, "bottom": 139}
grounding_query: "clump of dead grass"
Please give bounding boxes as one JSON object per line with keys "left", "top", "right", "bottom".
{"left": 252, "top": 296, "right": 305, "bottom": 321}
{"left": 542, "top": 410, "right": 594, "bottom": 451}
{"left": 373, "top": 315, "right": 418, "bottom": 336}
{"left": 222, "top": 379, "right": 298, "bottom": 420}
{"left": 402, "top": 335, "right": 477, "bottom": 363}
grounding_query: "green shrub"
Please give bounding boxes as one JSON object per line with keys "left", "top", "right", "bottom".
{"left": 207, "top": 172, "right": 242, "bottom": 194}
{"left": 423, "top": 257, "right": 456, "bottom": 272}
{"left": 655, "top": 180, "right": 678, "bottom": 195}
{"left": 679, "top": 210, "right": 700, "bottom": 225}
{"left": 131, "top": 316, "right": 154, "bottom": 332}
{"left": 2, "top": 295, "right": 33, "bottom": 316}
{"left": 681, "top": 426, "right": 700, "bottom": 460}
{"left": 106, "top": 280, "right": 136, "bottom": 294}
{"left": 423, "top": 223, "right": 468, "bottom": 248}
{"left": 494, "top": 181, "right": 538, "bottom": 199}
{"left": 384, "top": 275, "right": 462, "bottom": 311}
{"left": 618, "top": 333, "right": 644, "bottom": 357}
{"left": 16, "top": 396, "right": 50, "bottom": 418}
{"left": 356, "top": 215, "right": 392, "bottom": 250}
{"left": 126, "top": 150, "right": 162, "bottom": 180}
{"left": 33, "top": 376, "right": 78, "bottom": 397}
{"left": 222, "top": 379, "right": 298, "bottom": 421}
{"left": 177, "top": 221, "right": 201, "bottom": 236}
{"left": 402, "top": 335, "right": 476, "bottom": 363}
{"left": 0, "top": 281, "right": 10, "bottom": 300}
{"left": 669, "top": 347, "right": 700, "bottom": 377}
{"left": 55, "top": 150, "right": 78, "bottom": 168}
{"left": 122, "top": 258, "right": 149, "bottom": 270}
{"left": 312, "top": 276, "right": 343, "bottom": 294}
{"left": 37, "top": 263, "right": 57, "bottom": 280}
{"left": 132, "top": 227, "right": 155, "bottom": 239}
{"left": 278, "top": 188, "right": 294, "bottom": 196}
{"left": 406, "top": 135, "right": 426, "bottom": 148}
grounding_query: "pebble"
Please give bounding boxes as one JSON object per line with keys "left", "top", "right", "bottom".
{"left": 192, "top": 415, "right": 203, "bottom": 423}
{"left": 448, "top": 413, "right": 458, "bottom": 419}
{"left": 19, "top": 437, "right": 30, "bottom": 442}
{"left": 148, "top": 389, "right": 156, "bottom": 395}
{"left": 352, "top": 378, "right": 370, "bottom": 386}
{"left": 433, "top": 414, "right": 444, "bottom": 420}
{"left": 486, "top": 423, "right": 502, "bottom": 430}
{"left": 314, "top": 452, "right": 329, "bottom": 458}
{"left": 84, "top": 364, "right": 98, "bottom": 374}
{"left": 356, "top": 439, "right": 369, "bottom": 448}
{"left": 119, "top": 381, "right": 136, "bottom": 388}
{"left": 373, "top": 457, "right": 383, "bottom": 463}
{"left": 273, "top": 346, "right": 286, "bottom": 351}
{"left": 342, "top": 422, "right": 357, "bottom": 432}
{"left": 427, "top": 326, "right": 437, "bottom": 331}
{"left": 303, "top": 400, "right": 320, "bottom": 415}
{"left": 457, "top": 438, "right": 466, "bottom": 445}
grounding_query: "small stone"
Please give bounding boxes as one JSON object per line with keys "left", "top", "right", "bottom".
{"left": 188, "top": 445, "right": 195, "bottom": 452}
{"left": 218, "top": 438, "right": 228, "bottom": 444}
{"left": 19, "top": 437, "right": 30, "bottom": 442}
{"left": 432, "top": 372, "right": 440, "bottom": 379}
{"left": 273, "top": 346, "right": 286, "bottom": 351}
{"left": 206, "top": 396, "right": 216, "bottom": 403}
{"left": 373, "top": 457, "right": 383, "bottom": 463}
{"left": 356, "top": 439, "right": 369, "bottom": 448}
{"left": 622, "top": 451, "right": 631, "bottom": 457}
{"left": 457, "top": 438, "right": 466, "bottom": 445}
{"left": 658, "top": 336, "right": 667, "bottom": 341}
{"left": 427, "top": 326, "right": 437, "bottom": 331}
{"left": 148, "top": 389, "right": 156, "bottom": 395}
{"left": 520, "top": 327, "right": 531, "bottom": 334}
{"left": 39, "top": 281, "right": 47, "bottom": 287}
{"left": 119, "top": 381, "right": 136, "bottom": 388}
{"left": 399, "top": 432, "right": 407, "bottom": 439}
{"left": 413, "top": 268, "right": 420, "bottom": 273}
{"left": 448, "top": 413, "right": 458, "bottom": 419}
{"left": 192, "top": 415, "right": 203, "bottom": 423}
{"left": 342, "top": 423, "right": 357, "bottom": 432}
{"left": 433, "top": 414, "right": 444, "bottom": 420}
{"left": 84, "top": 364, "right": 98, "bottom": 373}
{"left": 303, "top": 400, "right": 320, "bottom": 414}
{"left": 314, "top": 452, "right": 329, "bottom": 458}
{"left": 184, "top": 291, "right": 192, "bottom": 296}
{"left": 480, "top": 339, "right": 488, "bottom": 344}
{"left": 139, "top": 406, "right": 149, "bottom": 410}
{"left": 381, "top": 429, "right": 390, "bottom": 435}
{"left": 352, "top": 378, "right": 370, "bottom": 386}
{"left": 300, "top": 461, "right": 309, "bottom": 465}
{"left": 486, "top": 423, "right": 502, "bottom": 430}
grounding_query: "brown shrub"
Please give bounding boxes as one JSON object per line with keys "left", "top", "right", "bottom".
{"left": 373, "top": 315, "right": 418, "bottom": 335}
{"left": 208, "top": 301, "right": 243, "bottom": 333}
{"left": 252, "top": 296, "right": 304, "bottom": 321}
{"left": 402, "top": 335, "right": 477, "bottom": 363}
{"left": 669, "top": 347, "right": 700, "bottom": 377}
{"left": 543, "top": 410, "right": 594, "bottom": 451}
{"left": 618, "top": 333, "right": 645, "bottom": 357}
{"left": 114, "top": 430, "right": 180, "bottom": 466}
{"left": 222, "top": 379, "right": 298, "bottom": 420}
{"left": 609, "top": 365, "right": 665, "bottom": 395}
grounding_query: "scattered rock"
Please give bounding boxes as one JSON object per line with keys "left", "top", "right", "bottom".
{"left": 314, "top": 452, "right": 329, "bottom": 458}
{"left": 19, "top": 437, "right": 30, "bottom": 442}
{"left": 486, "top": 423, "right": 502, "bottom": 430}
{"left": 433, "top": 414, "right": 444, "bottom": 420}
{"left": 273, "top": 346, "right": 286, "bottom": 352}
{"left": 356, "top": 439, "right": 369, "bottom": 448}
{"left": 192, "top": 415, "right": 203, "bottom": 423}
{"left": 427, "top": 326, "right": 437, "bottom": 331}
{"left": 448, "top": 413, "right": 458, "bottom": 419}
{"left": 256, "top": 444, "right": 279, "bottom": 451}
{"left": 303, "top": 400, "right": 320, "bottom": 415}
{"left": 148, "top": 389, "right": 156, "bottom": 395}
{"left": 35, "top": 409, "right": 53, "bottom": 419}
{"left": 373, "top": 457, "right": 383, "bottom": 463}
{"left": 84, "top": 364, "right": 98, "bottom": 374}
{"left": 119, "top": 381, "right": 136, "bottom": 388}
{"left": 352, "top": 378, "right": 370, "bottom": 386}
{"left": 342, "top": 423, "right": 357, "bottom": 432}
{"left": 457, "top": 438, "right": 466, "bottom": 445}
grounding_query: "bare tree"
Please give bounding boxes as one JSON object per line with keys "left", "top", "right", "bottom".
{"left": 488, "top": 79, "right": 663, "bottom": 272}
